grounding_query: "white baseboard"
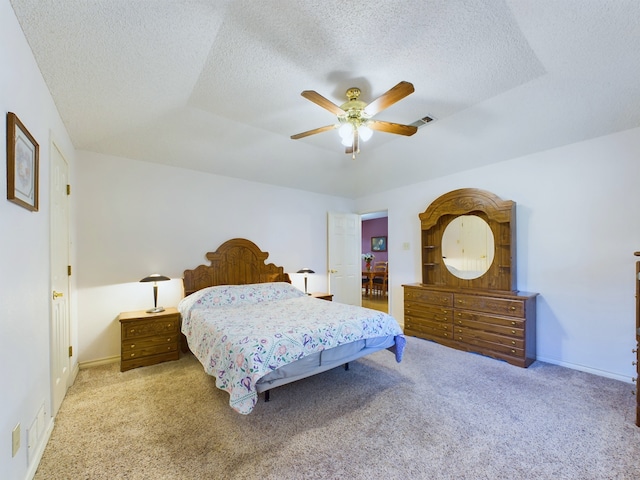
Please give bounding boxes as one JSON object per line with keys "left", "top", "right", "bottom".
{"left": 79, "top": 355, "right": 120, "bottom": 369}
{"left": 535, "top": 355, "right": 634, "bottom": 384}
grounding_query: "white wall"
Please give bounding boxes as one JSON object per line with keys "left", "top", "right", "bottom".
{"left": 0, "top": 1, "right": 77, "bottom": 478}
{"left": 357, "top": 126, "right": 640, "bottom": 382}
{"left": 74, "top": 151, "right": 354, "bottom": 363}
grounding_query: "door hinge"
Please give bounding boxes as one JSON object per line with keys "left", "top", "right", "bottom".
{"left": 66, "top": 184, "right": 71, "bottom": 195}
{"left": 68, "top": 265, "right": 72, "bottom": 276}
{"left": 68, "top": 346, "right": 73, "bottom": 357}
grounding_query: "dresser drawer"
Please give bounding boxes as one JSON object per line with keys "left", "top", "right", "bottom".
{"left": 405, "top": 302, "right": 452, "bottom": 322}
{"left": 405, "top": 287, "right": 453, "bottom": 307}
{"left": 454, "top": 326, "right": 524, "bottom": 354}
{"left": 405, "top": 317, "right": 453, "bottom": 339}
{"left": 122, "top": 317, "right": 179, "bottom": 339}
{"left": 453, "top": 312, "right": 525, "bottom": 338}
{"left": 454, "top": 293, "right": 525, "bottom": 317}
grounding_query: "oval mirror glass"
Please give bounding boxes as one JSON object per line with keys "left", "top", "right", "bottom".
{"left": 441, "top": 215, "right": 495, "bottom": 279}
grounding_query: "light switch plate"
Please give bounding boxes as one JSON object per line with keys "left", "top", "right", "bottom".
{"left": 12, "top": 423, "right": 20, "bottom": 457}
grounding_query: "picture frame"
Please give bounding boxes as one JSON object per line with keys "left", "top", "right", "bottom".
{"left": 371, "top": 236, "right": 387, "bottom": 252}
{"left": 6, "top": 112, "right": 39, "bottom": 211}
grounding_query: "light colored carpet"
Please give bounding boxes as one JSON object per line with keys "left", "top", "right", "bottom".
{"left": 35, "top": 337, "right": 640, "bottom": 479}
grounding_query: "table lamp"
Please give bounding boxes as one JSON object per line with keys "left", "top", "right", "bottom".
{"left": 296, "top": 268, "right": 315, "bottom": 295}
{"left": 140, "top": 274, "right": 170, "bottom": 313}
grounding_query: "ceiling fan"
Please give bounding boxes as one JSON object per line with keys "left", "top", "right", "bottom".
{"left": 291, "top": 81, "right": 418, "bottom": 159}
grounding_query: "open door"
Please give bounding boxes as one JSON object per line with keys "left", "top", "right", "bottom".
{"left": 327, "top": 212, "right": 361, "bottom": 305}
{"left": 50, "top": 141, "right": 71, "bottom": 415}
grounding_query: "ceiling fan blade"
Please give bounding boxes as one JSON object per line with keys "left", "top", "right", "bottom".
{"left": 290, "top": 124, "right": 336, "bottom": 140}
{"left": 368, "top": 120, "right": 418, "bottom": 136}
{"left": 364, "top": 81, "right": 415, "bottom": 117}
{"left": 301, "top": 91, "right": 346, "bottom": 116}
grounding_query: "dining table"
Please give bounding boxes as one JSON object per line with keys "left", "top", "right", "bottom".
{"left": 362, "top": 270, "right": 385, "bottom": 296}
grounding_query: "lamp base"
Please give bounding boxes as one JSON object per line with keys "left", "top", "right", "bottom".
{"left": 146, "top": 306, "right": 165, "bottom": 314}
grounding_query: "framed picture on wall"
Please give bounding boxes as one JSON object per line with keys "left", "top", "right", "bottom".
{"left": 371, "top": 236, "right": 387, "bottom": 252}
{"left": 6, "top": 112, "right": 39, "bottom": 211}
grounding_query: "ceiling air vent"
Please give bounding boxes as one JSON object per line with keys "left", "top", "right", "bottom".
{"left": 409, "top": 115, "right": 434, "bottom": 128}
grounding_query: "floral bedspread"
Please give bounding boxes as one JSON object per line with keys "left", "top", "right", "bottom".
{"left": 178, "top": 282, "right": 405, "bottom": 414}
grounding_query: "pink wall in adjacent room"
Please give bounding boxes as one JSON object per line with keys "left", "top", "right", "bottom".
{"left": 362, "top": 217, "right": 388, "bottom": 268}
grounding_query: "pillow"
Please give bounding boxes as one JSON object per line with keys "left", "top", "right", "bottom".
{"left": 178, "top": 282, "right": 304, "bottom": 318}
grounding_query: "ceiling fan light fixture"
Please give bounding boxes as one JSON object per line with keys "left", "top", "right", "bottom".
{"left": 338, "top": 122, "right": 354, "bottom": 139}
{"left": 292, "top": 81, "right": 416, "bottom": 158}
{"left": 359, "top": 125, "right": 373, "bottom": 142}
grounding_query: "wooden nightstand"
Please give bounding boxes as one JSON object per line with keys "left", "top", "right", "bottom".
{"left": 310, "top": 292, "right": 333, "bottom": 301}
{"left": 119, "top": 307, "right": 180, "bottom": 372}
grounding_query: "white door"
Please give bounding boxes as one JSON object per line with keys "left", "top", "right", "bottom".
{"left": 50, "top": 141, "right": 70, "bottom": 415}
{"left": 327, "top": 212, "right": 361, "bottom": 305}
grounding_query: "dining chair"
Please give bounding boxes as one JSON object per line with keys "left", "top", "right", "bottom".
{"left": 372, "top": 262, "right": 388, "bottom": 296}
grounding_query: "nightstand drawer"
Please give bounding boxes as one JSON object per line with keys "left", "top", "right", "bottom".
{"left": 122, "top": 341, "right": 179, "bottom": 359}
{"left": 121, "top": 333, "right": 179, "bottom": 352}
{"left": 122, "top": 318, "right": 178, "bottom": 339}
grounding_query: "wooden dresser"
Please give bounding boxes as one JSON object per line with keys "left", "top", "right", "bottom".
{"left": 404, "top": 188, "right": 537, "bottom": 368}
{"left": 404, "top": 284, "right": 536, "bottom": 367}
{"left": 119, "top": 307, "right": 180, "bottom": 372}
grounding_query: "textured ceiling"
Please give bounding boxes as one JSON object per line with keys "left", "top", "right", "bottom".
{"left": 9, "top": 0, "right": 640, "bottom": 198}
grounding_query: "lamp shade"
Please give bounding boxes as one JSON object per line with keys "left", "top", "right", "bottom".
{"left": 140, "top": 274, "right": 170, "bottom": 313}
{"left": 140, "top": 274, "right": 170, "bottom": 283}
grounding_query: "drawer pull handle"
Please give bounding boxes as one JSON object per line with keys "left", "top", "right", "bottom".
{"left": 511, "top": 330, "right": 516, "bottom": 335}
{"left": 511, "top": 341, "right": 516, "bottom": 345}
{"left": 511, "top": 349, "right": 516, "bottom": 354}
{"left": 167, "top": 338, "right": 171, "bottom": 342}
{"left": 130, "top": 329, "right": 135, "bottom": 334}
{"left": 130, "top": 353, "right": 135, "bottom": 357}
{"left": 130, "top": 344, "right": 135, "bottom": 348}
{"left": 511, "top": 321, "right": 516, "bottom": 326}
{"left": 509, "top": 306, "right": 516, "bottom": 311}
{"left": 457, "top": 320, "right": 462, "bottom": 325}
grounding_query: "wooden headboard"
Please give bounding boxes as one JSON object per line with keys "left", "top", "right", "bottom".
{"left": 182, "top": 238, "right": 291, "bottom": 297}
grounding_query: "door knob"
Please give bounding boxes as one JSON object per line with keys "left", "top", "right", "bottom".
{"left": 52, "top": 291, "right": 64, "bottom": 299}
{"left": 329, "top": 269, "right": 338, "bottom": 274}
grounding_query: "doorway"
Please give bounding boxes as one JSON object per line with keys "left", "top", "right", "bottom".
{"left": 361, "top": 211, "right": 388, "bottom": 313}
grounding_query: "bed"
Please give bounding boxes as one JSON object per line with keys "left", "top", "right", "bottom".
{"left": 178, "top": 238, "right": 406, "bottom": 414}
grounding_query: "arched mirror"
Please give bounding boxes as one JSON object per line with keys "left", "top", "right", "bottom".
{"left": 442, "top": 215, "right": 495, "bottom": 279}
{"left": 419, "top": 188, "right": 516, "bottom": 291}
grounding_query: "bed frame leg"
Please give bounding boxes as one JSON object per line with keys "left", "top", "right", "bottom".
{"left": 344, "top": 362, "right": 349, "bottom": 371}
{"left": 264, "top": 390, "right": 270, "bottom": 402}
